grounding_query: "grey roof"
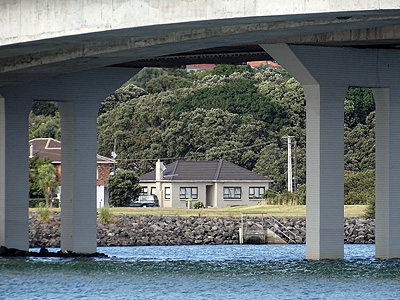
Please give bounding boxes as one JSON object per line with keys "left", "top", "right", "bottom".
{"left": 140, "top": 160, "right": 272, "bottom": 182}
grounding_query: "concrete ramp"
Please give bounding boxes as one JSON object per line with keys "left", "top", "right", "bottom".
{"left": 239, "top": 228, "right": 286, "bottom": 244}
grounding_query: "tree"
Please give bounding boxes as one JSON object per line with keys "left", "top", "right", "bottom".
{"left": 36, "top": 162, "right": 58, "bottom": 207}
{"left": 31, "top": 101, "right": 58, "bottom": 116}
{"left": 344, "top": 170, "right": 375, "bottom": 205}
{"left": 29, "top": 155, "right": 52, "bottom": 198}
{"left": 29, "top": 110, "right": 61, "bottom": 140}
{"left": 212, "top": 64, "right": 250, "bottom": 76}
{"left": 107, "top": 169, "right": 141, "bottom": 207}
{"left": 174, "top": 77, "right": 288, "bottom": 132}
{"left": 146, "top": 74, "right": 192, "bottom": 94}
{"left": 99, "top": 84, "right": 148, "bottom": 115}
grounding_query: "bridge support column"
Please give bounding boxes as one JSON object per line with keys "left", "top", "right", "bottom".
{"left": 45, "top": 68, "right": 139, "bottom": 254}
{"left": 0, "top": 93, "right": 32, "bottom": 250}
{"left": 0, "top": 67, "right": 138, "bottom": 254}
{"left": 303, "top": 84, "right": 347, "bottom": 259}
{"left": 58, "top": 99, "right": 100, "bottom": 253}
{"left": 261, "top": 44, "right": 347, "bottom": 259}
{"left": 374, "top": 87, "right": 400, "bottom": 259}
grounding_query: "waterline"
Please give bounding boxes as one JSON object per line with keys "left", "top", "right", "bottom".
{"left": 1, "top": 245, "right": 399, "bottom": 300}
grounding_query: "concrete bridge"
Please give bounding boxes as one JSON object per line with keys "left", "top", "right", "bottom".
{"left": 1, "top": 0, "right": 400, "bottom": 259}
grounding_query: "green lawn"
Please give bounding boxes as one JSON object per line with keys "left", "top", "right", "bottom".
{"left": 105, "top": 205, "right": 367, "bottom": 218}
{"left": 30, "top": 205, "right": 367, "bottom": 218}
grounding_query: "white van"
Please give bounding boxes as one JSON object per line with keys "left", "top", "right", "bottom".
{"left": 129, "top": 195, "right": 160, "bottom": 207}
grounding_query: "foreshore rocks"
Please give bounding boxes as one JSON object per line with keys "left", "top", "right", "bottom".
{"left": 28, "top": 212, "right": 375, "bottom": 248}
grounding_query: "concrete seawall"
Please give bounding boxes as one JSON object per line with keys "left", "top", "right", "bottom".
{"left": 29, "top": 212, "right": 374, "bottom": 248}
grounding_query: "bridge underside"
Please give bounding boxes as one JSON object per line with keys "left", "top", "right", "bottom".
{"left": 1, "top": 10, "right": 400, "bottom": 258}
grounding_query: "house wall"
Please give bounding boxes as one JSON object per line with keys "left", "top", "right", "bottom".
{"left": 170, "top": 183, "right": 208, "bottom": 208}
{"left": 96, "top": 186, "right": 109, "bottom": 208}
{"left": 97, "top": 164, "right": 110, "bottom": 186}
{"left": 215, "top": 182, "right": 269, "bottom": 207}
{"left": 141, "top": 181, "right": 270, "bottom": 208}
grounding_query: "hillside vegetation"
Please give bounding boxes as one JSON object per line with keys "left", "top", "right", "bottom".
{"left": 29, "top": 65, "right": 376, "bottom": 209}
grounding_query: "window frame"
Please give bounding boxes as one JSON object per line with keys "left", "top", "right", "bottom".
{"left": 140, "top": 187, "right": 148, "bottom": 196}
{"left": 249, "top": 187, "right": 265, "bottom": 199}
{"left": 165, "top": 187, "right": 171, "bottom": 200}
{"left": 150, "top": 187, "right": 156, "bottom": 195}
{"left": 179, "top": 187, "right": 198, "bottom": 199}
{"left": 223, "top": 187, "right": 242, "bottom": 199}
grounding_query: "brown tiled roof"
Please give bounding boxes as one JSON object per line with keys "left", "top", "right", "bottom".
{"left": 140, "top": 160, "right": 272, "bottom": 182}
{"left": 29, "top": 138, "right": 114, "bottom": 164}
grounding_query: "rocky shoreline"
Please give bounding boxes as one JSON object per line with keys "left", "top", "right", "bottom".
{"left": 29, "top": 212, "right": 375, "bottom": 248}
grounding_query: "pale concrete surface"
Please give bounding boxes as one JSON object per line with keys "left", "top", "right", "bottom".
{"left": 374, "top": 87, "right": 400, "bottom": 259}
{"left": 1, "top": 1, "right": 400, "bottom": 87}
{"left": 262, "top": 44, "right": 400, "bottom": 259}
{"left": 0, "top": 67, "right": 137, "bottom": 253}
{"left": 0, "top": 94, "right": 31, "bottom": 251}
{"left": 2, "top": 0, "right": 400, "bottom": 45}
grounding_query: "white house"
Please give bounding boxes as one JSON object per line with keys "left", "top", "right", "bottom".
{"left": 140, "top": 159, "right": 273, "bottom": 208}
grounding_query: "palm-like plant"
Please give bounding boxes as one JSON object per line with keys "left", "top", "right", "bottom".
{"left": 37, "top": 163, "right": 58, "bottom": 208}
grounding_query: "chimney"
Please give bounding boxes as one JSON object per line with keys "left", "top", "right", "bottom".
{"left": 156, "top": 159, "right": 162, "bottom": 181}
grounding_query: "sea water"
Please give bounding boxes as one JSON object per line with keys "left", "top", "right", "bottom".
{"left": 0, "top": 244, "right": 399, "bottom": 299}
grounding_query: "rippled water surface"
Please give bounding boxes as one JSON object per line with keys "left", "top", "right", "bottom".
{"left": 1, "top": 245, "right": 399, "bottom": 299}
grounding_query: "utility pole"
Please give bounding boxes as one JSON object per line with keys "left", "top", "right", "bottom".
{"left": 293, "top": 140, "right": 298, "bottom": 192}
{"left": 287, "top": 136, "right": 293, "bottom": 193}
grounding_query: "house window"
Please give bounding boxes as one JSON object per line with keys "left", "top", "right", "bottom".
{"left": 224, "top": 187, "right": 241, "bottom": 199}
{"left": 140, "top": 187, "right": 148, "bottom": 195}
{"left": 165, "top": 187, "right": 171, "bottom": 200}
{"left": 180, "top": 187, "right": 198, "bottom": 199}
{"left": 151, "top": 187, "right": 156, "bottom": 195}
{"left": 249, "top": 187, "right": 265, "bottom": 199}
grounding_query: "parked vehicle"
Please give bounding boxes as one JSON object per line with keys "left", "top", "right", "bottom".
{"left": 129, "top": 195, "right": 159, "bottom": 207}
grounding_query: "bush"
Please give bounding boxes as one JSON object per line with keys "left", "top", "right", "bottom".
{"left": 193, "top": 202, "right": 205, "bottom": 209}
{"left": 107, "top": 169, "right": 140, "bottom": 207}
{"left": 364, "top": 197, "right": 375, "bottom": 219}
{"left": 37, "top": 203, "right": 50, "bottom": 222}
{"left": 30, "top": 198, "right": 46, "bottom": 208}
{"left": 263, "top": 189, "right": 277, "bottom": 199}
{"left": 98, "top": 207, "right": 113, "bottom": 224}
{"left": 344, "top": 170, "right": 374, "bottom": 205}
{"left": 263, "top": 185, "right": 305, "bottom": 205}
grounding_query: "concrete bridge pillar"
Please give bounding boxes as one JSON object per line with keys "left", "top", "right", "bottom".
{"left": 262, "top": 44, "right": 400, "bottom": 259}
{"left": 373, "top": 87, "right": 400, "bottom": 259}
{"left": 57, "top": 99, "right": 100, "bottom": 253}
{"left": 0, "top": 67, "right": 138, "bottom": 253}
{"left": 261, "top": 44, "right": 348, "bottom": 259}
{"left": 0, "top": 92, "right": 32, "bottom": 250}
{"left": 41, "top": 68, "right": 138, "bottom": 253}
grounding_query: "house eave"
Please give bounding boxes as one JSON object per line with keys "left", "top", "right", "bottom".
{"left": 140, "top": 179, "right": 273, "bottom": 183}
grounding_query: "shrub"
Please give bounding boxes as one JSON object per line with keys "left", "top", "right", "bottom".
{"left": 364, "top": 197, "right": 375, "bottom": 219}
{"left": 30, "top": 198, "right": 46, "bottom": 208}
{"left": 98, "top": 207, "right": 113, "bottom": 224}
{"left": 193, "top": 202, "right": 205, "bottom": 209}
{"left": 344, "top": 170, "right": 374, "bottom": 205}
{"left": 37, "top": 202, "right": 51, "bottom": 222}
{"left": 263, "top": 186, "right": 305, "bottom": 205}
{"left": 263, "top": 189, "right": 277, "bottom": 199}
